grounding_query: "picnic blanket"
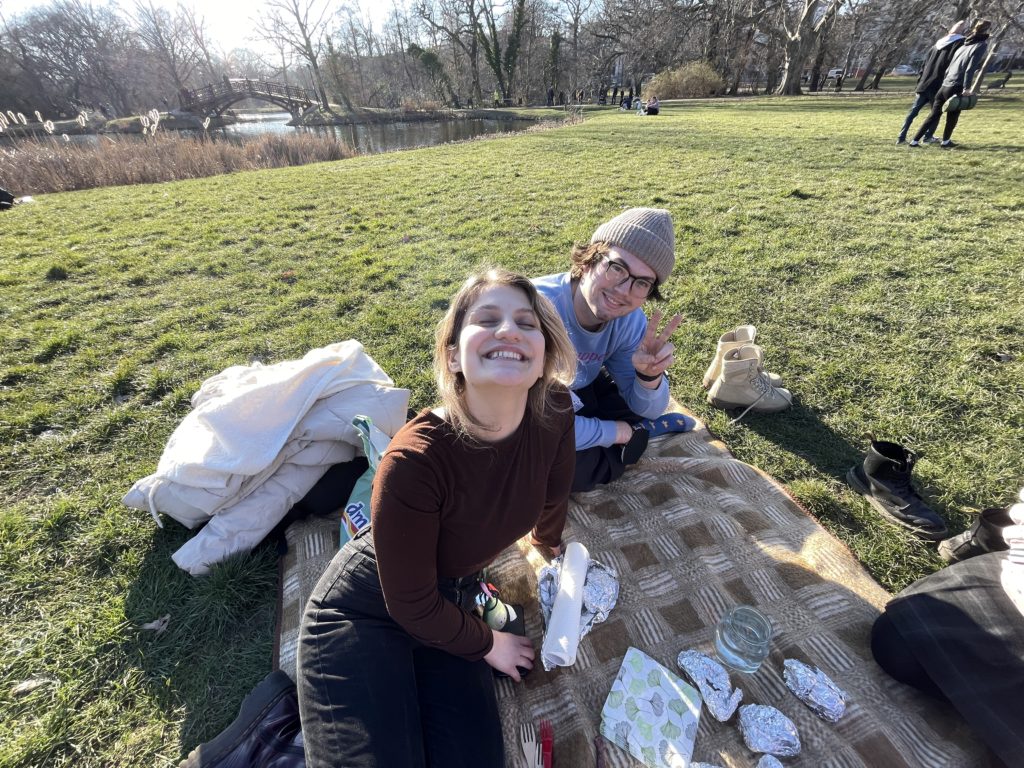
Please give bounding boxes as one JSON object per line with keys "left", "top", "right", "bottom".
{"left": 275, "top": 416, "right": 987, "bottom": 767}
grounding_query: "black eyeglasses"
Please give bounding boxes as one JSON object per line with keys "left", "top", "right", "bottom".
{"left": 599, "top": 257, "right": 656, "bottom": 298}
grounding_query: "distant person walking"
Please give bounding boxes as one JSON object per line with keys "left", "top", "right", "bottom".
{"left": 911, "top": 19, "right": 992, "bottom": 149}
{"left": 897, "top": 20, "right": 966, "bottom": 145}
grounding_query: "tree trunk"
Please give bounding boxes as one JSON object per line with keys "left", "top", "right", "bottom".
{"left": 808, "top": 1, "right": 839, "bottom": 92}
{"left": 853, "top": 51, "right": 876, "bottom": 91}
{"left": 727, "top": 23, "right": 756, "bottom": 96}
{"left": 775, "top": 0, "right": 843, "bottom": 96}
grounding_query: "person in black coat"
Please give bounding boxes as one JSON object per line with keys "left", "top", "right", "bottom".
{"left": 897, "top": 20, "right": 966, "bottom": 144}
{"left": 911, "top": 19, "right": 992, "bottom": 148}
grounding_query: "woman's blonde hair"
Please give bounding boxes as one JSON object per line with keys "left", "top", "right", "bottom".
{"left": 433, "top": 268, "right": 576, "bottom": 436}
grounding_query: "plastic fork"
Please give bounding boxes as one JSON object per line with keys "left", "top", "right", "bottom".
{"left": 520, "top": 723, "right": 539, "bottom": 768}
{"left": 539, "top": 719, "right": 553, "bottom": 768}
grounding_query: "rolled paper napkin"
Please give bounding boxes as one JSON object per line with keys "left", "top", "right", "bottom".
{"left": 541, "top": 541, "right": 590, "bottom": 669}
{"left": 635, "top": 412, "right": 696, "bottom": 437}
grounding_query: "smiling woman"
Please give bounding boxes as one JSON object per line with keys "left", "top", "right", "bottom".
{"left": 296, "top": 269, "right": 577, "bottom": 767}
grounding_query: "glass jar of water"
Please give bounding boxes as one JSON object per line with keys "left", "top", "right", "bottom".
{"left": 714, "top": 605, "right": 772, "bottom": 673}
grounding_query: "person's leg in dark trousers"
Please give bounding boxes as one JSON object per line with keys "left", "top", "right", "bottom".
{"left": 417, "top": 646, "right": 502, "bottom": 766}
{"left": 870, "top": 610, "right": 945, "bottom": 699}
{"left": 913, "top": 85, "right": 959, "bottom": 143}
{"left": 898, "top": 91, "right": 932, "bottom": 142}
{"left": 941, "top": 97, "right": 962, "bottom": 142}
{"left": 571, "top": 368, "right": 642, "bottom": 493}
{"left": 298, "top": 535, "right": 503, "bottom": 768}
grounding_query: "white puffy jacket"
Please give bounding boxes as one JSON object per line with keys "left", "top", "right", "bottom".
{"left": 123, "top": 340, "right": 409, "bottom": 575}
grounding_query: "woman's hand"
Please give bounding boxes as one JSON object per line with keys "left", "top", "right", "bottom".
{"left": 484, "top": 630, "right": 535, "bottom": 682}
{"left": 529, "top": 533, "right": 562, "bottom": 557}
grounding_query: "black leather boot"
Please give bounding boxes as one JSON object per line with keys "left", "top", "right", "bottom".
{"left": 846, "top": 439, "right": 948, "bottom": 541}
{"left": 938, "top": 507, "right": 1012, "bottom": 563}
{"left": 179, "top": 670, "right": 305, "bottom": 768}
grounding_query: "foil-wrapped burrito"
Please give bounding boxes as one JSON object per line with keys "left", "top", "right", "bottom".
{"left": 783, "top": 659, "right": 847, "bottom": 723}
{"left": 676, "top": 649, "right": 743, "bottom": 722}
{"left": 537, "top": 553, "right": 618, "bottom": 640}
{"left": 756, "top": 755, "right": 784, "bottom": 768}
{"left": 691, "top": 763, "right": 725, "bottom": 768}
{"left": 737, "top": 704, "right": 800, "bottom": 757}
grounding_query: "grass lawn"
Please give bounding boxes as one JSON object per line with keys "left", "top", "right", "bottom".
{"left": 1, "top": 92, "right": 1022, "bottom": 766}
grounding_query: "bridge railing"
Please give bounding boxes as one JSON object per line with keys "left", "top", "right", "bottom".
{"left": 181, "top": 79, "right": 315, "bottom": 110}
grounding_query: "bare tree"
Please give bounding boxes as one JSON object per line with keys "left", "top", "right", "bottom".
{"left": 558, "top": 0, "right": 594, "bottom": 96}
{"left": 135, "top": 1, "right": 200, "bottom": 95}
{"left": 180, "top": 5, "right": 222, "bottom": 83}
{"left": 4, "top": 0, "right": 144, "bottom": 115}
{"left": 775, "top": 0, "right": 845, "bottom": 95}
{"left": 256, "top": 0, "right": 333, "bottom": 110}
{"left": 417, "top": 0, "right": 485, "bottom": 104}
{"left": 474, "top": 0, "right": 529, "bottom": 103}
{"left": 969, "top": 0, "right": 1024, "bottom": 89}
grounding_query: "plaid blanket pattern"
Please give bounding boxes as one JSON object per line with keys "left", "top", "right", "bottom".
{"left": 277, "top": 420, "right": 987, "bottom": 767}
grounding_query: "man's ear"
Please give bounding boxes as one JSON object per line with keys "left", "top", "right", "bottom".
{"left": 447, "top": 347, "right": 461, "bottom": 373}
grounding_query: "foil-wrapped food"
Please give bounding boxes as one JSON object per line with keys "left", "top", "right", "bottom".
{"left": 691, "top": 763, "right": 725, "bottom": 768}
{"left": 737, "top": 704, "right": 800, "bottom": 757}
{"left": 537, "top": 554, "right": 618, "bottom": 639}
{"left": 676, "top": 650, "right": 743, "bottom": 722}
{"left": 783, "top": 659, "right": 847, "bottom": 723}
{"left": 756, "top": 755, "right": 784, "bottom": 768}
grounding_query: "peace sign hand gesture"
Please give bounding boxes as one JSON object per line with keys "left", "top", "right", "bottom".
{"left": 632, "top": 310, "right": 682, "bottom": 384}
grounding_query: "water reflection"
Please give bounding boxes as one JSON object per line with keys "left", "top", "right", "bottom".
{"left": 3, "top": 111, "right": 535, "bottom": 154}
{"left": 222, "top": 111, "right": 533, "bottom": 154}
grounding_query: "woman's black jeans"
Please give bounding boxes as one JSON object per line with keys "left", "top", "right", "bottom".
{"left": 297, "top": 531, "right": 503, "bottom": 767}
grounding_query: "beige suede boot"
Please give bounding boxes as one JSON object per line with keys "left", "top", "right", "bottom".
{"left": 707, "top": 345, "right": 792, "bottom": 413}
{"left": 702, "top": 325, "right": 784, "bottom": 389}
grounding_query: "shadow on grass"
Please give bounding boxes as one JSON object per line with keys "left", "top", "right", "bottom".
{"left": 737, "top": 401, "right": 864, "bottom": 481}
{"left": 123, "top": 523, "right": 279, "bottom": 759}
{"left": 727, "top": 401, "right": 902, "bottom": 540}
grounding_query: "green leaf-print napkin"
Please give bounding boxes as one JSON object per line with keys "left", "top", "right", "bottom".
{"left": 600, "top": 647, "right": 702, "bottom": 768}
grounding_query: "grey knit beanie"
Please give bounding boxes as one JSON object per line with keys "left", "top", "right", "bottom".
{"left": 590, "top": 207, "right": 675, "bottom": 284}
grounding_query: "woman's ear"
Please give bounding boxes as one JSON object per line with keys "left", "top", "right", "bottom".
{"left": 447, "top": 346, "right": 461, "bottom": 373}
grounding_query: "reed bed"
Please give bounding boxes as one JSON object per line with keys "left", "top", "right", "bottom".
{"left": 0, "top": 131, "right": 354, "bottom": 195}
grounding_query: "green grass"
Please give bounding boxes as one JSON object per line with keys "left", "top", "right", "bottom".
{"left": 1, "top": 93, "right": 1022, "bottom": 766}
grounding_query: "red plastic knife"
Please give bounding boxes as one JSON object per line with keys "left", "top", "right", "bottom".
{"left": 539, "top": 719, "right": 553, "bottom": 768}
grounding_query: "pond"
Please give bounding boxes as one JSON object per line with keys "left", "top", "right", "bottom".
{"left": 3, "top": 111, "right": 537, "bottom": 154}
{"left": 217, "top": 111, "right": 535, "bottom": 154}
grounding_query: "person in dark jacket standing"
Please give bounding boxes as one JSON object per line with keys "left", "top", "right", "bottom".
{"left": 911, "top": 19, "right": 991, "bottom": 148}
{"left": 896, "top": 20, "right": 965, "bottom": 144}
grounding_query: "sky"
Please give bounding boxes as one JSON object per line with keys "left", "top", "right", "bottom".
{"left": 1, "top": 0, "right": 392, "bottom": 56}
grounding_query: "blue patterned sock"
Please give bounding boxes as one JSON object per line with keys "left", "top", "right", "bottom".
{"left": 635, "top": 412, "right": 695, "bottom": 437}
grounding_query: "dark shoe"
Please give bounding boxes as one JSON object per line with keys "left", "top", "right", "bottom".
{"left": 938, "top": 507, "right": 1013, "bottom": 563}
{"left": 621, "top": 426, "right": 649, "bottom": 466}
{"left": 179, "top": 670, "right": 305, "bottom": 768}
{"left": 895, "top": 137, "right": 906, "bottom": 145}
{"left": 908, "top": 140, "right": 921, "bottom": 147}
{"left": 846, "top": 439, "right": 948, "bottom": 541}
{"left": 940, "top": 140, "right": 959, "bottom": 149}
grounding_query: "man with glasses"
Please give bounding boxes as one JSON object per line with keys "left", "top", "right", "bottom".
{"left": 534, "top": 207, "right": 683, "bottom": 492}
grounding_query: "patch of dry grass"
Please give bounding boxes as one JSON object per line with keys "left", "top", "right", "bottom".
{"left": 0, "top": 132, "right": 354, "bottom": 195}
